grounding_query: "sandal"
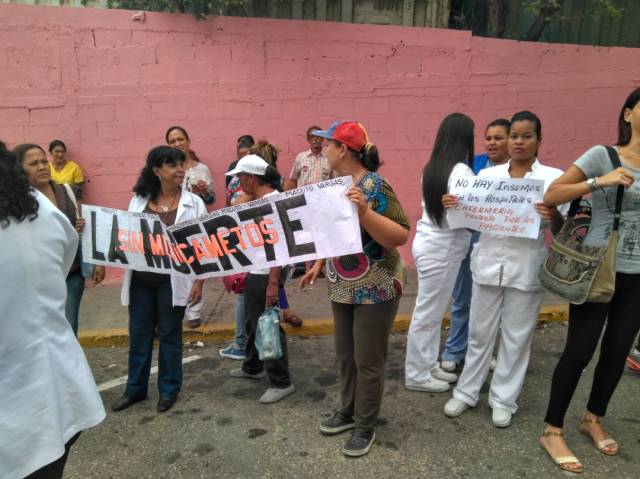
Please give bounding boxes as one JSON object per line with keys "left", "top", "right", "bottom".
{"left": 540, "top": 429, "right": 584, "bottom": 474}
{"left": 580, "top": 417, "right": 619, "bottom": 456}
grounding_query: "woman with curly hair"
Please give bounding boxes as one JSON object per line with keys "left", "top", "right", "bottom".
{"left": 112, "top": 146, "right": 207, "bottom": 414}
{"left": 0, "top": 148, "right": 105, "bottom": 479}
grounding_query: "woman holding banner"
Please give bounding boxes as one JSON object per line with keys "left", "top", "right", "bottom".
{"left": 225, "top": 154, "right": 296, "bottom": 404}
{"left": 1, "top": 148, "right": 105, "bottom": 479}
{"left": 112, "top": 146, "right": 206, "bottom": 414}
{"left": 13, "top": 143, "right": 106, "bottom": 336}
{"left": 444, "top": 111, "right": 565, "bottom": 429}
{"left": 540, "top": 88, "right": 640, "bottom": 473}
{"left": 301, "top": 121, "right": 410, "bottom": 457}
{"left": 404, "top": 113, "right": 476, "bottom": 394}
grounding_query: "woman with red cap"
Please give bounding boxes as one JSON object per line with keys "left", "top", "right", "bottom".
{"left": 301, "top": 121, "right": 410, "bottom": 457}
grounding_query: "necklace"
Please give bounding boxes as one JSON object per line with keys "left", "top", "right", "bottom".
{"left": 154, "top": 190, "right": 179, "bottom": 214}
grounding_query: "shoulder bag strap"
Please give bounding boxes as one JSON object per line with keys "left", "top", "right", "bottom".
{"left": 604, "top": 146, "right": 624, "bottom": 231}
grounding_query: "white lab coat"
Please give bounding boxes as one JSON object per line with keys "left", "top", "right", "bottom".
{"left": 120, "top": 189, "right": 207, "bottom": 307}
{"left": 405, "top": 162, "right": 474, "bottom": 385}
{"left": 0, "top": 191, "right": 105, "bottom": 479}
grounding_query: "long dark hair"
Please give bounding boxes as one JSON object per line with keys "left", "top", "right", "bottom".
{"left": 133, "top": 146, "right": 186, "bottom": 200}
{"left": 422, "top": 113, "right": 475, "bottom": 227}
{"left": 618, "top": 88, "right": 640, "bottom": 146}
{"left": 0, "top": 148, "right": 39, "bottom": 228}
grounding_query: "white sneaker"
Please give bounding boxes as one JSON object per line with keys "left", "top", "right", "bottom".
{"left": 444, "top": 398, "right": 470, "bottom": 417}
{"left": 490, "top": 357, "right": 497, "bottom": 371}
{"left": 440, "top": 360, "right": 457, "bottom": 372}
{"left": 492, "top": 407, "right": 512, "bottom": 428}
{"left": 431, "top": 366, "right": 458, "bottom": 384}
{"left": 405, "top": 377, "right": 450, "bottom": 393}
{"left": 259, "top": 385, "right": 296, "bottom": 404}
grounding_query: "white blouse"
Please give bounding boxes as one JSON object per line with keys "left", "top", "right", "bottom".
{"left": 413, "top": 162, "right": 475, "bottom": 261}
{"left": 471, "top": 160, "right": 567, "bottom": 291}
{"left": 0, "top": 191, "right": 105, "bottom": 478}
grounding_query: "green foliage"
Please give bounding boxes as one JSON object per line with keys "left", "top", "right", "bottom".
{"left": 107, "top": 0, "right": 250, "bottom": 19}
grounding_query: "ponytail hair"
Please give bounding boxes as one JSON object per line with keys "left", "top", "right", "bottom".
{"left": 360, "top": 143, "right": 381, "bottom": 172}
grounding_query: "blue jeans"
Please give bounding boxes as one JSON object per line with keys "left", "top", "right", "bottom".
{"left": 65, "top": 270, "right": 85, "bottom": 336}
{"left": 442, "top": 234, "right": 477, "bottom": 364}
{"left": 125, "top": 278, "right": 185, "bottom": 399}
{"left": 234, "top": 293, "right": 247, "bottom": 349}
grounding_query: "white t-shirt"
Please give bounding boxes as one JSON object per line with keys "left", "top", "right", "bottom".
{"left": 413, "top": 162, "right": 474, "bottom": 261}
{"left": 0, "top": 191, "right": 105, "bottom": 478}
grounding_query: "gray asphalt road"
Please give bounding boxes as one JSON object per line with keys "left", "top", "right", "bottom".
{"left": 65, "top": 323, "right": 639, "bottom": 478}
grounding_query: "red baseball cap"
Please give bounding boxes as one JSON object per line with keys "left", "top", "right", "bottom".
{"left": 311, "top": 121, "right": 369, "bottom": 152}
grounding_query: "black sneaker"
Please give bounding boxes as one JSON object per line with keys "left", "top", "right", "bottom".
{"left": 319, "top": 412, "right": 356, "bottom": 435}
{"left": 342, "top": 429, "right": 376, "bottom": 457}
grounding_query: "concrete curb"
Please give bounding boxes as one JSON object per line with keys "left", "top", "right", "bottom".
{"left": 78, "top": 305, "right": 568, "bottom": 348}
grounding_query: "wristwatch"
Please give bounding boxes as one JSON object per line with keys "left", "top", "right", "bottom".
{"left": 586, "top": 177, "right": 599, "bottom": 192}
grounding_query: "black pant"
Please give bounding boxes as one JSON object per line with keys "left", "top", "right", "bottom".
{"left": 242, "top": 274, "right": 291, "bottom": 387}
{"left": 25, "top": 433, "right": 80, "bottom": 479}
{"left": 545, "top": 272, "right": 640, "bottom": 427}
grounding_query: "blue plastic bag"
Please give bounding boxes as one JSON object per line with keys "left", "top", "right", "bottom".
{"left": 255, "top": 307, "right": 283, "bottom": 361}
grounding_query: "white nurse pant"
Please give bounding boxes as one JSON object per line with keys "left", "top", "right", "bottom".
{"left": 452, "top": 282, "right": 543, "bottom": 414}
{"left": 405, "top": 254, "right": 463, "bottom": 384}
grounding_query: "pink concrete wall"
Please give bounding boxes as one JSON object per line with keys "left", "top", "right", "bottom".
{"left": 1, "top": 3, "right": 638, "bottom": 263}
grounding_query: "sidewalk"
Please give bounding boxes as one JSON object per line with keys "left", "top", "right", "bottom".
{"left": 78, "top": 270, "right": 569, "bottom": 347}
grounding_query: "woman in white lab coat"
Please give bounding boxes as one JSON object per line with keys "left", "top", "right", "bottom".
{"left": 0, "top": 148, "right": 105, "bottom": 479}
{"left": 404, "top": 113, "right": 476, "bottom": 393}
{"left": 444, "top": 111, "right": 565, "bottom": 429}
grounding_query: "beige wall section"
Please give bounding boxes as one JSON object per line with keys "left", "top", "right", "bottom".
{"left": 0, "top": 0, "right": 450, "bottom": 28}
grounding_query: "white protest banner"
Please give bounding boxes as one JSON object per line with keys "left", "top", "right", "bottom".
{"left": 82, "top": 177, "right": 363, "bottom": 277}
{"left": 447, "top": 176, "right": 545, "bottom": 239}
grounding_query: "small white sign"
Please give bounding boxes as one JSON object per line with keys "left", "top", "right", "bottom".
{"left": 447, "top": 176, "right": 545, "bottom": 239}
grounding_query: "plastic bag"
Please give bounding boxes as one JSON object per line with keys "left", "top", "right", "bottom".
{"left": 255, "top": 307, "right": 283, "bottom": 361}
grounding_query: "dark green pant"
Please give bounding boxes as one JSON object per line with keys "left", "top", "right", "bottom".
{"left": 331, "top": 297, "right": 400, "bottom": 431}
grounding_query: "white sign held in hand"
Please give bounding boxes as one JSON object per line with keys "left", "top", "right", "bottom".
{"left": 447, "top": 176, "right": 545, "bottom": 239}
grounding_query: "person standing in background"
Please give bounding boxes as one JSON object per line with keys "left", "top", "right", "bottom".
{"left": 49, "top": 139, "right": 85, "bottom": 191}
{"left": 165, "top": 126, "right": 214, "bottom": 329}
{"left": 286, "top": 125, "right": 331, "bottom": 279}
{"left": 14, "top": 143, "right": 105, "bottom": 336}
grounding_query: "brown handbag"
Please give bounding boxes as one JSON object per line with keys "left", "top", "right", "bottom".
{"left": 539, "top": 146, "right": 624, "bottom": 305}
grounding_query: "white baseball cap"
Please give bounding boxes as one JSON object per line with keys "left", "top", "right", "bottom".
{"left": 225, "top": 154, "right": 269, "bottom": 176}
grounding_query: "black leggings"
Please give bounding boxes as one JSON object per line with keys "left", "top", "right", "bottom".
{"left": 544, "top": 272, "right": 640, "bottom": 428}
{"left": 25, "top": 433, "right": 80, "bottom": 479}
